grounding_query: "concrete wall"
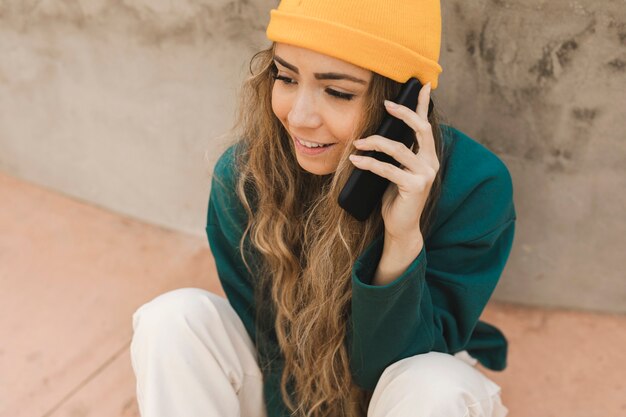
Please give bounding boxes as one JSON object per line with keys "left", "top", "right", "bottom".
{"left": 1, "top": 0, "right": 624, "bottom": 313}
{"left": 437, "top": 1, "right": 626, "bottom": 313}
{"left": 0, "top": 0, "right": 275, "bottom": 236}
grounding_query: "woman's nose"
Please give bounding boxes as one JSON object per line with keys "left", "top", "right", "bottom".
{"left": 287, "top": 92, "right": 322, "bottom": 128}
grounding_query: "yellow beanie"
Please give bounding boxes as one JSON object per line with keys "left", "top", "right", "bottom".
{"left": 265, "top": 0, "right": 443, "bottom": 89}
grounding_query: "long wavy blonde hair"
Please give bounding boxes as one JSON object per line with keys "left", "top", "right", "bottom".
{"left": 217, "top": 42, "right": 448, "bottom": 416}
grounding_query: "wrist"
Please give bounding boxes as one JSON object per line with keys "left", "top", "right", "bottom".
{"left": 373, "top": 234, "right": 424, "bottom": 286}
{"left": 383, "top": 233, "right": 424, "bottom": 256}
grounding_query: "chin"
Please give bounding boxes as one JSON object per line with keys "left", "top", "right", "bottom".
{"left": 296, "top": 159, "right": 335, "bottom": 176}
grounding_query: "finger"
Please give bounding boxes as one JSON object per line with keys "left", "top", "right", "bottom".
{"left": 416, "top": 82, "right": 431, "bottom": 121}
{"left": 383, "top": 100, "right": 439, "bottom": 170}
{"left": 348, "top": 154, "right": 415, "bottom": 188}
{"left": 353, "top": 136, "right": 420, "bottom": 173}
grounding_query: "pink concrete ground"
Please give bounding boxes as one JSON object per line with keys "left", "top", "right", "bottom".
{"left": 1, "top": 171, "right": 624, "bottom": 417}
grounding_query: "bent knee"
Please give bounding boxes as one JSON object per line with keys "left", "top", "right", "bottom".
{"left": 132, "top": 287, "right": 226, "bottom": 335}
{"left": 377, "top": 352, "right": 492, "bottom": 402}
{"left": 370, "top": 352, "right": 506, "bottom": 417}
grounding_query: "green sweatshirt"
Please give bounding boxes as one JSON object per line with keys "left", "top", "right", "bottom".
{"left": 205, "top": 124, "right": 516, "bottom": 417}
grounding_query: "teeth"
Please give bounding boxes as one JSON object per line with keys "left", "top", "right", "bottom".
{"left": 297, "top": 137, "right": 332, "bottom": 148}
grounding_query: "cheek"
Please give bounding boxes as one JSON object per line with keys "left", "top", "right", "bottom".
{"left": 271, "top": 86, "right": 289, "bottom": 121}
{"left": 334, "top": 110, "right": 363, "bottom": 144}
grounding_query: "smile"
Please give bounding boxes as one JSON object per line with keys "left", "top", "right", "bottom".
{"left": 293, "top": 136, "right": 336, "bottom": 155}
{"left": 296, "top": 137, "right": 334, "bottom": 148}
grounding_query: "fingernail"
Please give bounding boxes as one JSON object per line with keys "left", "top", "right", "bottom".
{"left": 349, "top": 154, "right": 362, "bottom": 161}
{"left": 426, "top": 82, "right": 432, "bottom": 91}
{"left": 384, "top": 100, "right": 397, "bottom": 109}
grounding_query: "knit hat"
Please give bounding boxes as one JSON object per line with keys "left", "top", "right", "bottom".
{"left": 265, "top": 0, "right": 443, "bottom": 89}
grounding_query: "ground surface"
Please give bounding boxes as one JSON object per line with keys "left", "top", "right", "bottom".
{"left": 1, "top": 172, "right": 624, "bottom": 417}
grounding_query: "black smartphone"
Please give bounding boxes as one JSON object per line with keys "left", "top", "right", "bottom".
{"left": 338, "top": 77, "right": 433, "bottom": 221}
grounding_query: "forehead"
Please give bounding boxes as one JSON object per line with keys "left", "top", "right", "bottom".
{"left": 273, "top": 43, "right": 371, "bottom": 79}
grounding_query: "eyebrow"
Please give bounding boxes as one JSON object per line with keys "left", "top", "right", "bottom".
{"left": 273, "top": 55, "right": 368, "bottom": 85}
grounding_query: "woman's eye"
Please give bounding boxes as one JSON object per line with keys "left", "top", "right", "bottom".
{"left": 326, "top": 89, "right": 355, "bottom": 101}
{"left": 271, "top": 75, "right": 355, "bottom": 101}
{"left": 272, "top": 74, "right": 295, "bottom": 85}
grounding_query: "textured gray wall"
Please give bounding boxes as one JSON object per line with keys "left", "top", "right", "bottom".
{"left": 436, "top": 1, "right": 626, "bottom": 313}
{"left": 0, "top": 0, "right": 624, "bottom": 313}
{"left": 0, "top": 0, "right": 275, "bottom": 236}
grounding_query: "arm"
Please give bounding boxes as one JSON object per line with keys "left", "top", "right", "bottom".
{"left": 373, "top": 235, "right": 424, "bottom": 286}
{"left": 348, "top": 164, "right": 516, "bottom": 390}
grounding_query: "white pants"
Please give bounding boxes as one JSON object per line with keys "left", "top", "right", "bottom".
{"left": 130, "top": 287, "right": 508, "bottom": 417}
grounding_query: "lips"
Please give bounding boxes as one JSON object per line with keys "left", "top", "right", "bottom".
{"left": 293, "top": 135, "right": 336, "bottom": 155}
{"left": 294, "top": 135, "right": 336, "bottom": 146}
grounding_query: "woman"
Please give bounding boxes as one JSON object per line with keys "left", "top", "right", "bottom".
{"left": 130, "top": 1, "right": 516, "bottom": 416}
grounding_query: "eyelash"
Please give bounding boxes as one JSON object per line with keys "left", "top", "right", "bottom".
{"left": 271, "top": 74, "right": 356, "bottom": 101}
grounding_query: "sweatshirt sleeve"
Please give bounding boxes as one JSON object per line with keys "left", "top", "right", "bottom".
{"left": 348, "top": 161, "right": 516, "bottom": 390}
{"left": 205, "top": 145, "right": 258, "bottom": 341}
